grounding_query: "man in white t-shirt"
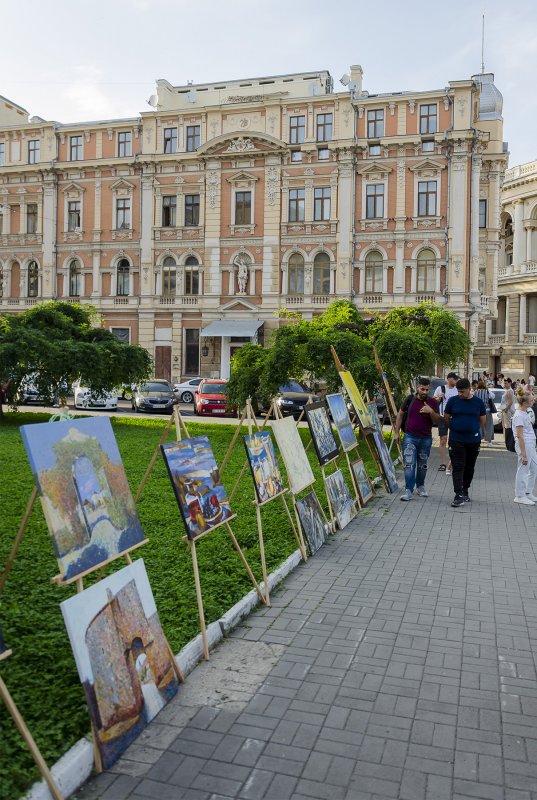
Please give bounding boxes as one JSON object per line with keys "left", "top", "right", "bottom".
{"left": 528, "top": 373, "right": 535, "bottom": 387}
{"left": 434, "top": 372, "right": 459, "bottom": 472}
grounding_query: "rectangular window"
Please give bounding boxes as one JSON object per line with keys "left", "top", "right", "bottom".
{"left": 0, "top": 143, "right": 4, "bottom": 166}
{"left": 163, "top": 127, "right": 177, "bottom": 154}
{"left": 289, "top": 115, "right": 305, "bottom": 144}
{"left": 317, "top": 148, "right": 330, "bottom": 160}
{"left": 185, "top": 329, "right": 200, "bottom": 374}
{"left": 26, "top": 203, "right": 38, "bottom": 234}
{"left": 420, "top": 104, "right": 437, "bottom": 135}
{"left": 422, "top": 140, "right": 435, "bottom": 152}
{"left": 479, "top": 199, "right": 487, "bottom": 228}
{"left": 185, "top": 194, "right": 200, "bottom": 226}
{"left": 67, "top": 200, "right": 81, "bottom": 231}
{"left": 235, "top": 191, "right": 251, "bottom": 225}
{"left": 366, "top": 184, "right": 384, "bottom": 219}
{"left": 116, "top": 198, "right": 131, "bottom": 229}
{"left": 111, "top": 327, "right": 130, "bottom": 343}
{"left": 316, "top": 113, "right": 333, "bottom": 142}
{"left": 418, "top": 180, "right": 437, "bottom": 216}
{"left": 314, "top": 187, "right": 331, "bottom": 221}
{"left": 288, "top": 188, "right": 305, "bottom": 223}
{"left": 117, "top": 131, "right": 132, "bottom": 157}
{"left": 186, "top": 125, "right": 200, "bottom": 152}
{"left": 291, "top": 150, "right": 302, "bottom": 162}
{"left": 184, "top": 266, "right": 199, "bottom": 296}
{"left": 162, "top": 196, "right": 176, "bottom": 227}
{"left": 367, "top": 109, "right": 384, "bottom": 139}
{"left": 28, "top": 140, "right": 40, "bottom": 164}
{"left": 369, "top": 144, "right": 381, "bottom": 157}
{"left": 70, "top": 135, "right": 83, "bottom": 161}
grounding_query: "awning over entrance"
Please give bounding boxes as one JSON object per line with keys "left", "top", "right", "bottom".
{"left": 201, "top": 319, "right": 263, "bottom": 337}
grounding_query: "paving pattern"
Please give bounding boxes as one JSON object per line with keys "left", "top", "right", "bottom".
{"left": 76, "top": 441, "right": 537, "bottom": 800}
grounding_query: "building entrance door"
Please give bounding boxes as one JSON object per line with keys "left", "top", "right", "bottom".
{"left": 155, "top": 346, "right": 171, "bottom": 382}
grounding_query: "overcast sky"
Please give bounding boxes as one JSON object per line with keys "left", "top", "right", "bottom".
{"left": 2, "top": 0, "right": 535, "bottom": 167}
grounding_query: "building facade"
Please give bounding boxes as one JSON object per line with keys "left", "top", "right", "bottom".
{"left": 0, "top": 66, "right": 506, "bottom": 383}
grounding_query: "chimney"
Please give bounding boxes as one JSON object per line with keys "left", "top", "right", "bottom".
{"left": 350, "top": 65, "right": 363, "bottom": 94}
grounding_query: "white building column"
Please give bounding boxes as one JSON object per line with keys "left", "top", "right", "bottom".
{"left": 469, "top": 153, "right": 481, "bottom": 305}
{"left": 140, "top": 168, "right": 155, "bottom": 298}
{"left": 504, "top": 295, "right": 510, "bottom": 341}
{"left": 513, "top": 200, "right": 525, "bottom": 269}
{"left": 520, "top": 293, "right": 527, "bottom": 342}
{"left": 526, "top": 223, "right": 534, "bottom": 262}
{"left": 485, "top": 318, "right": 492, "bottom": 341}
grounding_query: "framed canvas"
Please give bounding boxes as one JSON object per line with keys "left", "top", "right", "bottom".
{"left": 20, "top": 417, "right": 145, "bottom": 582}
{"left": 350, "top": 458, "right": 374, "bottom": 506}
{"left": 295, "top": 491, "right": 328, "bottom": 556}
{"left": 324, "top": 469, "right": 356, "bottom": 530}
{"left": 243, "top": 431, "right": 284, "bottom": 504}
{"left": 326, "top": 393, "right": 357, "bottom": 452}
{"left": 370, "top": 430, "right": 398, "bottom": 493}
{"left": 367, "top": 402, "right": 383, "bottom": 435}
{"left": 0, "top": 625, "right": 6, "bottom": 656}
{"left": 304, "top": 400, "right": 340, "bottom": 466}
{"left": 339, "top": 370, "right": 374, "bottom": 431}
{"left": 161, "top": 436, "right": 232, "bottom": 540}
{"left": 271, "top": 416, "right": 314, "bottom": 495}
{"left": 61, "top": 559, "right": 179, "bottom": 770}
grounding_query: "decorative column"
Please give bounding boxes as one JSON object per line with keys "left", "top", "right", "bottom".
{"left": 336, "top": 153, "right": 353, "bottom": 297}
{"left": 526, "top": 222, "right": 535, "bottom": 263}
{"left": 469, "top": 151, "right": 482, "bottom": 306}
{"left": 205, "top": 161, "right": 222, "bottom": 296}
{"left": 520, "top": 293, "right": 527, "bottom": 342}
{"left": 42, "top": 172, "right": 56, "bottom": 299}
{"left": 140, "top": 167, "right": 155, "bottom": 299}
{"left": 485, "top": 318, "right": 492, "bottom": 341}
{"left": 513, "top": 200, "right": 525, "bottom": 269}
{"left": 504, "top": 295, "right": 510, "bottom": 341}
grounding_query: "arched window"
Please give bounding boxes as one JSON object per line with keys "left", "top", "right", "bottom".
{"left": 184, "top": 256, "right": 199, "bottom": 296}
{"left": 69, "top": 260, "right": 82, "bottom": 297}
{"left": 416, "top": 248, "right": 436, "bottom": 292}
{"left": 162, "top": 256, "right": 176, "bottom": 298}
{"left": 117, "top": 258, "right": 130, "bottom": 296}
{"left": 28, "top": 260, "right": 39, "bottom": 297}
{"left": 288, "top": 253, "right": 304, "bottom": 294}
{"left": 365, "top": 250, "right": 383, "bottom": 293}
{"left": 313, "top": 252, "right": 330, "bottom": 295}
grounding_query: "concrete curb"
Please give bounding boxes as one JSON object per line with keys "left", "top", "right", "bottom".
{"left": 25, "top": 548, "right": 303, "bottom": 800}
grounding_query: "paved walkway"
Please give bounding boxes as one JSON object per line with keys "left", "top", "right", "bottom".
{"left": 77, "top": 441, "right": 537, "bottom": 800}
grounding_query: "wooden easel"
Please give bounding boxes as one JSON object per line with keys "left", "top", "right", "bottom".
{"left": 0, "top": 647, "right": 64, "bottom": 800}
{"left": 373, "top": 346, "right": 402, "bottom": 459}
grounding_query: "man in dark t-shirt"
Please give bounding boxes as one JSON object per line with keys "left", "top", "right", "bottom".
{"left": 394, "top": 377, "right": 440, "bottom": 501}
{"left": 444, "top": 378, "right": 487, "bottom": 507}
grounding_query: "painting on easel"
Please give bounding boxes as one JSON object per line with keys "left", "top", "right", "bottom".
{"left": 367, "top": 402, "right": 383, "bottom": 436}
{"left": 339, "top": 370, "right": 374, "bottom": 431}
{"left": 369, "top": 430, "right": 398, "bottom": 493}
{"left": 161, "top": 437, "right": 232, "bottom": 540}
{"left": 61, "top": 559, "right": 178, "bottom": 770}
{"left": 350, "top": 459, "right": 374, "bottom": 506}
{"left": 271, "top": 416, "right": 314, "bottom": 495}
{"left": 295, "top": 492, "right": 328, "bottom": 555}
{"left": 326, "top": 393, "right": 357, "bottom": 452}
{"left": 324, "top": 469, "right": 356, "bottom": 530}
{"left": 244, "top": 431, "right": 284, "bottom": 504}
{"left": 304, "top": 401, "right": 340, "bottom": 466}
{"left": 20, "top": 417, "right": 145, "bottom": 582}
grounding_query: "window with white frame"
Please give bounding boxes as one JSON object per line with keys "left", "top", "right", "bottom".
{"left": 417, "top": 180, "right": 437, "bottom": 216}
{"left": 116, "top": 259, "right": 130, "bottom": 296}
{"left": 290, "top": 150, "right": 302, "bottom": 162}
{"left": 185, "top": 194, "right": 200, "bottom": 226}
{"left": 422, "top": 140, "right": 435, "bottom": 152}
{"left": 164, "top": 127, "right": 177, "bottom": 154}
{"left": 162, "top": 196, "right": 176, "bottom": 227}
{"left": 317, "top": 148, "right": 330, "bottom": 160}
{"left": 186, "top": 125, "right": 200, "bottom": 152}
{"left": 313, "top": 252, "right": 330, "bottom": 294}
{"left": 416, "top": 249, "right": 436, "bottom": 292}
{"left": 366, "top": 184, "right": 384, "bottom": 219}
{"left": 0, "top": 142, "right": 4, "bottom": 166}
{"left": 365, "top": 250, "right": 383, "bottom": 292}
{"left": 162, "top": 256, "right": 176, "bottom": 298}
{"left": 184, "top": 256, "right": 199, "bottom": 295}
{"left": 116, "top": 198, "right": 131, "bottom": 229}
{"left": 314, "top": 188, "right": 331, "bottom": 221}
{"left": 70, "top": 135, "right": 83, "bottom": 161}
{"left": 28, "top": 260, "right": 39, "bottom": 297}
{"left": 288, "top": 253, "right": 304, "bottom": 294}
{"left": 235, "top": 191, "right": 252, "bottom": 225}
{"left": 69, "top": 259, "right": 82, "bottom": 296}
{"left": 367, "top": 109, "right": 384, "bottom": 138}
{"left": 28, "top": 140, "right": 40, "bottom": 164}
{"left": 289, "top": 116, "right": 305, "bottom": 144}
{"left": 316, "top": 113, "right": 333, "bottom": 142}
{"left": 479, "top": 199, "right": 487, "bottom": 228}
{"left": 68, "top": 201, "right": 81, "bottom": 231}
{"left": 288, "top": 188, "right": 305, "bottom": 222}
{"left": 117, "top": 131, "right": 132, "bottom": 157}
{"left": 369, "top": 144, "right": 381, "bottom": 157}
{"left": 26, "top": 204, "right": 38, "bottom": 234}
{"left": 420, "top": 104, "right": 437, "bottom": 135}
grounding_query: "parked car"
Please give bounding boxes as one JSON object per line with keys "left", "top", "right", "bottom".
{"left": 490, "top": 387, "right": 535, "bottom": 431}
{"left": 74, "top": 385, "right": 118, "bottom": 410}
{"left": 173, "top": 377, "right": 202, "bottom": 403}
{"left": 131, "top": 381, "right": 177, "bottom": 413}
{"left": 272, "top": 381, "right": 318, "bottom": 419}
{"left": 17, "top": 383, "right": 47, "bottom": 405}
{"left": 193, "top": 379, "right": 236, "bottom": 416}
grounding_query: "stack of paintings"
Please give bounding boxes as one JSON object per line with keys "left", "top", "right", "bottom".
{"left": 326, "top": 393, "right": 357, "bottom": 452}
{"left": 270, "top": 416, "right": 314, "bottom": 495}
{"left": 304, "top": 401, "right": 340, "bottom": 466}
{"left": 295, "top": 492, "right": 329, "bottom": 555}
{"left": 243, "top": 431, "right": 284, "bottom": 503}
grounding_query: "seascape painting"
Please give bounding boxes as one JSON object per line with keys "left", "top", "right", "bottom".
{"left": 161, "top": 437, "right": 232, "bottom": 540}
{"left": 244, "top": 431, "right": 284, "bottom": 504}
{"left": 21, "top": 417, "right": 145, "bottom": 581}
{"left": 370, "top": 430, "right": 398, "bottom": 493}
{"left": 305, "top": 401, "right": 340, "bottom": 466}
{"left": 326, "top": 393, "right": 357, "bottom": 452}
{"left": 350, "top": 459, "right": 374, "bottom": 506}
{"left": 271, "top": 416, "right": 314, "bottom": 495}
{"left": 324, "top": 469, "right": 356, "bottom": 529}
{"left": 61, "top": 559, "right": 178, "bottom": 770}
{"left": 339, "top": 371, "right": 374, "bottom": 431}
{"left": 295, "top": 491, "right": 328, "bottom": 555}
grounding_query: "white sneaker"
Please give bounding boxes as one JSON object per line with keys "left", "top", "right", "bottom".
{"left": 514, "top": 496, "right": 535, "bottom": 505}
{"left": 400, "top": 489, "right": 413, "bottom": 501}
{"left": 526, "top": 494, "right": 537, "bottom": 502}
{"left": 445, "top": 469, "right": 452, "bottom": 476}
{"left": 416, "top": 486, "right": 429, "bottom": 497}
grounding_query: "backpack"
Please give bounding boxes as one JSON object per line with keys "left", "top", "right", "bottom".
{"left": 400, "top": 394, "right": 415, "bottom": 433}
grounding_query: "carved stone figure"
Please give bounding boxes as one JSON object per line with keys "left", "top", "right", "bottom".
{"left": 233, "top": 254, "right": 249, "bottom": 294}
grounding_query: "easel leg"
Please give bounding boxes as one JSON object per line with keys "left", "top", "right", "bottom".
{"left": 220, "top": 405, "right": 248, "bottom": 474}
{"left": 0, "top": 486, "right": 38, "bottom": 593}
{"left": 0, "top": 675, "right": 64, "bottom": 799}
{"left": 165, "top": 641, "right": 185, "bottom": 683}
{"left": 134, "top": 413, "right": 175, "bottom": 502}
{"left": 91, "top": 722, "right": 103, "bottom": 774}
{"left": 255, "top": 504, "right": 271, "bottom": 606}
{"left": 189, "top": 540, "right": 209, "bottom": 660}
{"left": 345, "top": 451, "right": 362, "bottom": 510}
{"left": 280, "top": 494, "right": 307, "bottom": 561}
{"left": 225, "top": 522, "right": 266, "bottom": 604}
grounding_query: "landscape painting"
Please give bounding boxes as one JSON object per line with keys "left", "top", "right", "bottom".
{"left": 339, "top": 370, "right": 374, "bottom": 431}
{"left": 20, "top": 417, "right": 145, "bottom": 582}
{"left": 61, "top": 559, "right": 178, "bottom": 770}
{"left": 271, "top": 416, "right": 314, "bottom": 495}
{"left": 350, "top": 459, "right": 374, "bottom": 506}
{"left": 161, "top": 436, "right": 232, "bottom": 540}
{"left": 244, "top": 431, "right": 284, "bottom": 504}
{"left": 367, "top": 402, "right": 383, "bottom": 435}
{"left": 326, "top": 393, "right": 357, "bottom": 452}
{"left": 295, "top": 491, "right": 328, "bottom": 555}
{"left": 305, "top": 401, "right": 340, "bottom": 466}
{"left": 370, "top": 430, "right": 398, "bottom": 493}
{"left": 324, "top": 469, "right": 356, "bottom": 530}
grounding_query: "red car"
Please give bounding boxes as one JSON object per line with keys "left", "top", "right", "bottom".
{"left": 193, "top": 379, "right": 237, "bottom": 416}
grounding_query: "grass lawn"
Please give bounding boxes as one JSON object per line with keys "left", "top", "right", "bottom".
{"left": 0, "top": 411, "right": 385, "bottom": 799}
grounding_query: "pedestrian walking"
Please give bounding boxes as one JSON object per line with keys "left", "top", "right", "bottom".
{"left": 528, "top": 372, "right": 535, "bottom": 387}
{"left": 394, "top": 377, "right": 440, "bottom": 501}
{"left": 500, "top": 378, "right": 516, "bottom": 451}
{"left": 433, "top": 372, "right": 459, "bottom": 472}
{"left": 513, "top": 387, "right": 537, "bottom": 505}
{"left": 444, "top": 378, "right": 487, "bottom": 508}
{"left": 474, "top": 379, "right": 495, "bottom": 445}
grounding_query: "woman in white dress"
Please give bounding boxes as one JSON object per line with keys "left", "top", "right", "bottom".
{"left": 513, "top": 388, "right": 537, "bottom": 505}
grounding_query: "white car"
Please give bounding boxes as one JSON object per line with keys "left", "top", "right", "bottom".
{"left": 490, "top": 388, "right": 535, "bottom": 431}
{"left": 74, "top": 385, "right": 118, "bottom": 410}
{"left": 173, "top": 377, "right": 202, "bottom": 403}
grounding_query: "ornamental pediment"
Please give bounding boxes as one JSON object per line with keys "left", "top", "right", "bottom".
{"left": 61, "top": 181, "right": 85, "bottom": 196}
{"left": 226, "top": 170, "right": 259, "bottom": 186}
{"left": 198, "top": 132, "right": 286, "bottom": 158}
{"left": 110, "top": 179, "right": 135, "bottom": 194}
{"left": 409, "top": 159, "right": 445, "bottom": 175}
{"left": 219, "top": 299, "right": 259, "bottom": 312}
{"left": 357, "top": 161, "right": 393, "bottom": 179}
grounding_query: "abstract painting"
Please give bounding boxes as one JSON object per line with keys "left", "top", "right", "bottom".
{"left": 161, "top": 436, "right": 232, "bottom": 540}
{"left": 61, "top": 559, "right": 178, "bottom": 770}
{"left": 295, "top": 491, "right": 328, "bottom": 556}
{"left": 339, "top": 370, "right": 374, "bottom": 430}
{"left": 350, "top": 459, "right": 374, "bottom": 506}
{"left": 326, "top": 393, "right": 357, "bottom": 452}
{"left": 367, "top": 402, "right": 383, "bottom": 435}
{"left": 324, "top": 469, "right": 356, "bottom": 530}
{"left": 369, "top": 430, "right": 398, "bottom": 493}
{"left": 271, "top": 416, "right": 314, "bottom": 495}
{"left": 244, "top": 431, "right": 284, "bottom": 504}
{"left": 20, "top": 417, "right": 145, "bottom": 582}
{"left": 305, "top": 401, "right": 340, "bottom": 466}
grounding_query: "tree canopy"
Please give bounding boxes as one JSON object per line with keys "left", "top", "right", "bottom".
{"left": 0, "top": 301, "right": 152, "bottom": 408}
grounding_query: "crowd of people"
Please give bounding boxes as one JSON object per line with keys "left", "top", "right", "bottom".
{"left": 394, "top": 370, "right": 537, "bottom": 508}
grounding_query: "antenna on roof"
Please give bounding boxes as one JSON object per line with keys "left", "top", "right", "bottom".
{"left": 481, "top": 12, "right": 485, "bottom": 73}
